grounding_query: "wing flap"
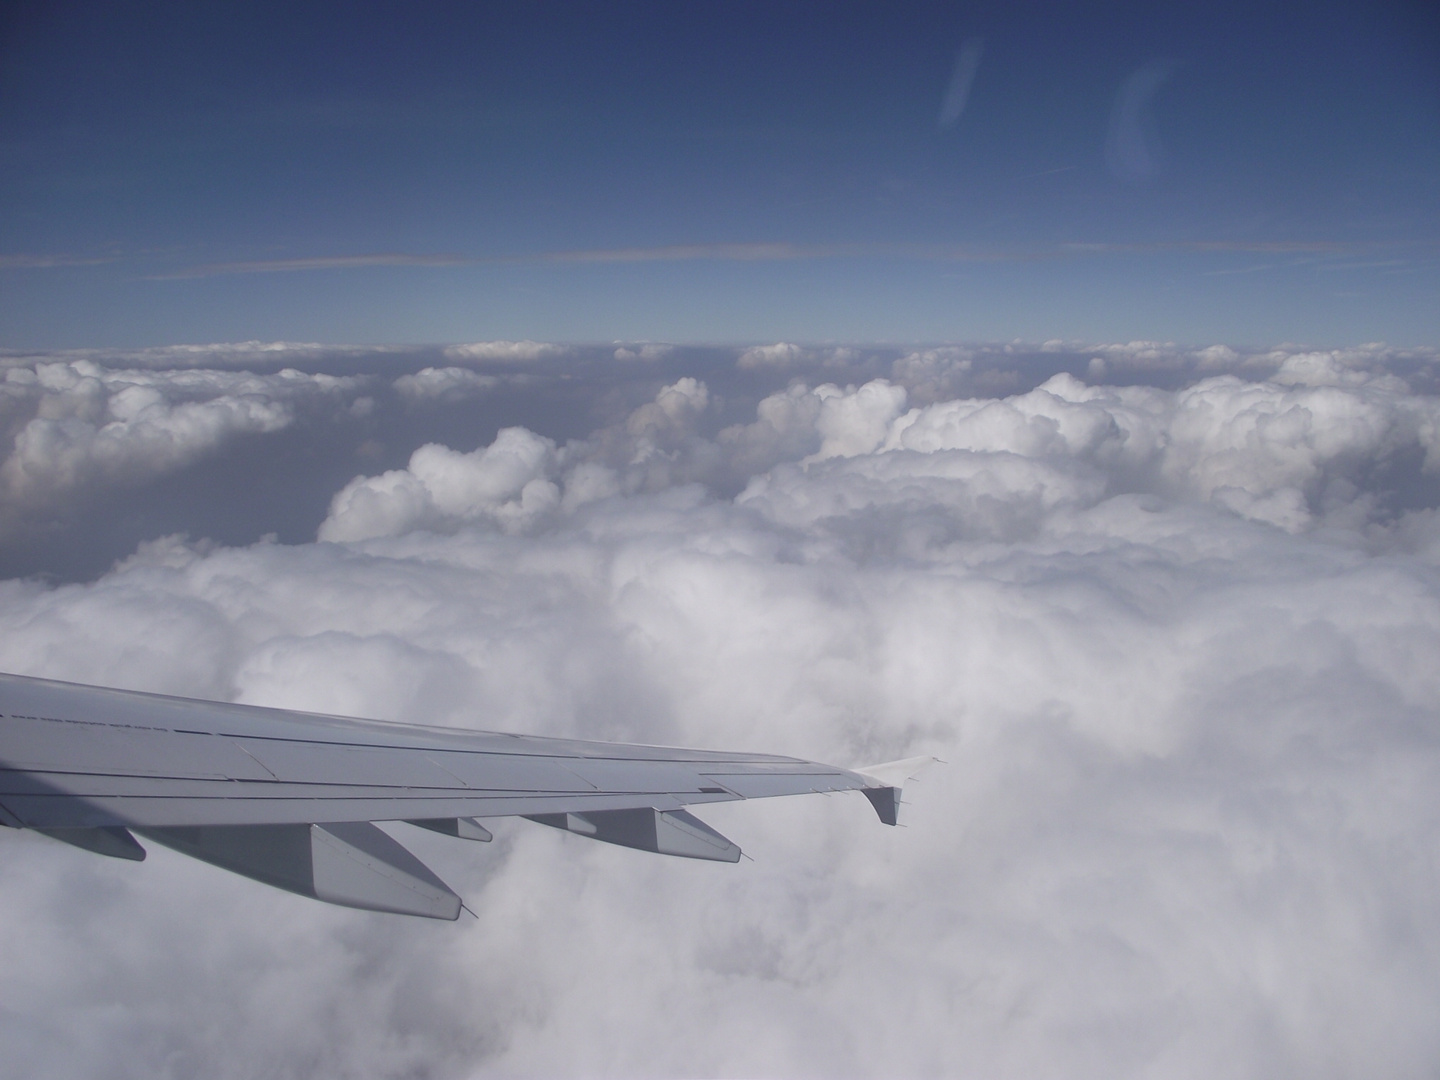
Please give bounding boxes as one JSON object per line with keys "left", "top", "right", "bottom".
{"left": 140, "top": 821, "right": 462, "bottom": 920}
{"left": 527, "top": 807, "right": 742, "bottom": 863}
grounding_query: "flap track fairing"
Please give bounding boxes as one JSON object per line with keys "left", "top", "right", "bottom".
{"left": 36, "top": 825, "right": 147, "bottom": 861}
{"left": 406, "top": 817, "right": 493, "bottom": 842}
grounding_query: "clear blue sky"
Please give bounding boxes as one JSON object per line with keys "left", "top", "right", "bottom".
{"left": 2, "top": 0, "right": 1436, "bottom": 347}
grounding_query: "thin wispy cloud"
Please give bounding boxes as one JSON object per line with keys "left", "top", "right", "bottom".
{"left": 0, "top": 254, "right": 118, "bottom": 270}
{"left": 1061, "top": 240, "right": 1357, "bottom": 255}
{"left": 526, "top": 242, "right": 852, "bottom": 264}
{"left": 149, "top": 253, "right": 468, "bottom": 279}
{"left": 136, "top": 239, "right": 1430, "bottom": 283}
{"left": 528, "top": 240, "right": 1396, "bottom": 265}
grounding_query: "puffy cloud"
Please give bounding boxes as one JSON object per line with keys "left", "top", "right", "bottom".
{"left": 320, "top": 427, "right": 560, "bottom": 541}
{"left": 876, "top": 370, "right": 1440, "bottom": 532}
{"left": 392, "top": 366, "right": 499, "bottom": 402}
{"left": 441, "top": 340, "right": 569, "bottom": 363}
{"left": 738, "top": 341, "right": 808, "bottom": 369}
{"left": 622, "top": 376, "right": 710, "bottom": 448}
{"left": 736, "top": 343, "right": 863, "bottom": 372}
{"left": 3, "top": 346, "right": 1440, "bottom": 1078}
{"left": 809, "top": 379, "right": 909, "bottom": 460}
{"left": 613, "top": 344, "right": 675, "bottom": 362}
{"left": 0, "top": 361, "right": 368, "bottom": 511}
{"left": 321, "top": 378, "right": 724, "bottom": 539}
{"left": 325, "top": 361, "right": 1440, "bottom": 545}
{"left": 889, "top": 346, "right": 975, "bottom": 403}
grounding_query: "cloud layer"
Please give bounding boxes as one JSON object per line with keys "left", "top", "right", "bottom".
{"left": 1, "top": 341, "right": 1439, "bottom": 1078}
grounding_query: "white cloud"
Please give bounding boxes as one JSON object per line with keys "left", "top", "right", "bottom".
{"left": 808, "top": 379, "right": 909, "bottom": 460}
{"left": 320, "top": 427, "right": 561, "bottom": 541}
{"left": 324, "top": 362, "right": 1440, "bottom": 545}
{"left": 876, "top": 370, "right": 1440, "bottom": 531}
{"left": 3, "top": 350, "right": 1440, "bottom": 1077}
{"left": 441, "top": 341, "right": 569, "bottom": 363}
{"left": 737, "top": 342, "right": 807, "bottom": 369}
{"left": 613, "top": 344, "right": 675, "bottom": 362}
{"left": 736, "top": 343, "right": 865, "bottom": 372}
{"left": 624, "top": 376, "right": 710, "bottom": 440}
{"left": 0, "top": 362, "right": 369, "bottom": 511}
{"left": 392, "top": 366, "right": 499, "bottom": 402}
{"left": 321, "top": 378, "right": 728, "bottom": 540}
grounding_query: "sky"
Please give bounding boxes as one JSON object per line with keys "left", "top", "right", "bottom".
{"left": 3, "top": 5, "right": 1440, "bottom": 1080}
{"left": 1, "top": 0, "right": 1438, "bottom": 347}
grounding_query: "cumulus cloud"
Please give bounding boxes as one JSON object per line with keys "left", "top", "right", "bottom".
{"left": 613, "top": 344, "right": 675, "bottom": 362}
{"left": 324, "top": 357, "right": 1440, "bottom": 546}
{"left": 321, "top": 428, "right": 561, "bottom": 541}
{"left": 736, "top": 343, "right": 863, "bottom": 372}
{"left": 738, "top": 342, "right": 808, "bottom": 370}
{"left": 3, "top": 344, "right": 1440, "bottom": 1078}
{"left": 392, "top": 366, "right": 499, "bottom": 403}
{"left": 441, "top": 341, "right": 570, "bottom": 363}
{"left": 0, "top": 361, "right": 368, "bottom": 514}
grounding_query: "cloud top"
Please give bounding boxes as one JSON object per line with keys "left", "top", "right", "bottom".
{"left": 1, "top": 342, "right": 1439, "bottom": 1077}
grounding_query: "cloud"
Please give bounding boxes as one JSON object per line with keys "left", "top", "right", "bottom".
{"left": 67, "top": 236, "right": 1423, "bottom": 286}
{"left": 737, "top": 342, "right": 808, "bottom": 369}
{"left": 1, "top": 341, "right": 401, "bottom": 371}
{"left": 151, "top": 254, "right": 468, "bottom": 279}
{"left": 737, "top": 343, "right": 864, "bottom": 372}
{"left": 0, "top": 361, "right": 369, "bottom": 514}
{"left": 3, "top": 345, "right": 1440, "bottom": 1077}
{"left": 530, "top": 242, "right": 848, "bottom": 264}
{"left": 322, "top": 354, "right": 1440, "bottom": 542}
{"left": 320, "top": 427, "right": 561, "bottom": 541}
{"left": 0, "top": 254, "right": 117, "bottom": 270}
{"left": 441, "top": 341, "right": 570, "bottom": 363}
{"left": 613, "top": 344, "right": 675, "bottom": 362}
{"left": 392, "top": 366, "right": 499, "bottom": 403}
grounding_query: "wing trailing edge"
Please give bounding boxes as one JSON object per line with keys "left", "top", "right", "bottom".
{"left": 0, "top": 671, "right": 934, "bottom": 917}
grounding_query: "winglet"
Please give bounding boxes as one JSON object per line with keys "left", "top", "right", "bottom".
{"left": 855, "top": 755, "right": 940, "bottom": 826}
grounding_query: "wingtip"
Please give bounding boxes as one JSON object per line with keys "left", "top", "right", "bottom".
{"left": 855, "top": 755, "right": 941, "bottom": 825}
{"left": 856, "top": 754, "right": 941, "bottom": 789}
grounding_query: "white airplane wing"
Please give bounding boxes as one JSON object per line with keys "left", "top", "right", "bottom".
{"left": 0, "top": 672, "right": 916, "bottom": 920}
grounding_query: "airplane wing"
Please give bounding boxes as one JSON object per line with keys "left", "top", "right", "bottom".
{"left": 0, "top": 671, "right": 925, "bottom": 920}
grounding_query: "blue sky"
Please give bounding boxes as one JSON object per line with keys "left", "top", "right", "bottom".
{"left": 2, "top": 0, "right": 1436, "bottom": 347}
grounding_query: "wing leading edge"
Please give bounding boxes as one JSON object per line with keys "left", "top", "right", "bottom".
{"left": 0, "top": 672, "right": 923, "bottom": 919}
